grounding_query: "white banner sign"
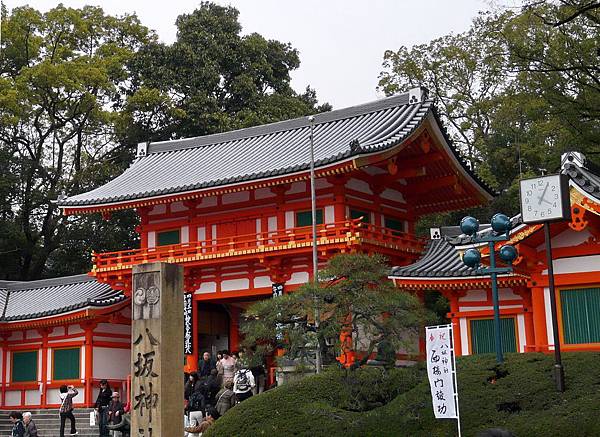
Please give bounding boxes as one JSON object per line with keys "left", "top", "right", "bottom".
{"left": 426, "top": 324, "right": 459, "bottom": 420}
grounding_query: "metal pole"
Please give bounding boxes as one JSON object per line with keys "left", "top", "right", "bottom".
{"left": 308, "top": 116, "right": 322, "bottom": 374}
{"left": 545, "top": 222, "right": 565, "bottom": 391}
{"left": 489, "top": 241, "right": 504, "bottom": 363}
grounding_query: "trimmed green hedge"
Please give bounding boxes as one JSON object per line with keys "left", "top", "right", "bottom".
{"left": 205, "top": 352, "right": 600, "bottom": 436}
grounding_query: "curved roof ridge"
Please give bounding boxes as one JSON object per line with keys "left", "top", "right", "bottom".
{"left": 147, "top": 91, "right": 423, "bottom": 154}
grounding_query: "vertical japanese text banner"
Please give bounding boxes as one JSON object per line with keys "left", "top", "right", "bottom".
{"left": 426, "top": 324, "right": 458, "bottom": 419}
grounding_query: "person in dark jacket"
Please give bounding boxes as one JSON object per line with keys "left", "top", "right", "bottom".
{"left": 108, "top": 391, "right": 125, "bottom": 433}
{"left": 198, "top": 351, "right": 216, "bottom": 377}
{"left": 95, "top": 379, "right": 112, "bottom": 437}
{"left": 205, "top": 369, "right": 220, "bottom": 405}
{"left": 9, "top": 411, "right": 25, "bottom": 437}
{"left": 22, "top": 412, "right": 38, "bottom": 437}
{"left": 184, "top": 372, "right": 202, "bottom": 401}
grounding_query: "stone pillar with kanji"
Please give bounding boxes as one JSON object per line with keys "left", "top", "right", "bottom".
{"left": 131, "top": 262, "right": 184, "bottom": 437}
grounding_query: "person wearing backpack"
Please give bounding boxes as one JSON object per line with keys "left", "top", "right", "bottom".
{"left": 186, "top": 388, "right": 206, "bottom": 433}
{"left": 58, "top": 384, "right": 79, "bottom": 436}
{"left": 233, "top": 367, "right": 255, "bottom": 403}
{"left": 215, "top": 380, "right": 236, "bottom": 416}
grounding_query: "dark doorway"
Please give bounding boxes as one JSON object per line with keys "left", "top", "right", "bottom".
{"left": 197, "top": 303, "right": 230, "bottom": 356}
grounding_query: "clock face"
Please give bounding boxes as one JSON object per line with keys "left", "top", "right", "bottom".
{"left": 519, "top": 174, "right": 570, "bottom": 224}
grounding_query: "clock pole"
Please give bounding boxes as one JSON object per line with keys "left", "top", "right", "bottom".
{"left": 544, "top": 221, "right": 565, "bottom": 392}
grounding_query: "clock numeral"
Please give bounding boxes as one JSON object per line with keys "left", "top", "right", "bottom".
{"left": 551, "top": 186, "right": 556, "bottom": 191}
{"left": 554, "top": 194, "right": 558, "bottom": 199}
{"left": 548, "top": 208, "right": 552, "bottom": 215}
{"left": 527, "top": 206, "right": 532, "bottom": 211}
{"left": 553, "top": 202, "right": 557, "bottom": 208}
{"left": 526, "top": 190, "right": 532, "bottom": 196}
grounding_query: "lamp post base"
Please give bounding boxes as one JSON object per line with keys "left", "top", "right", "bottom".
{"left": 554, "top": 364, "right": 565, "bottom": 392}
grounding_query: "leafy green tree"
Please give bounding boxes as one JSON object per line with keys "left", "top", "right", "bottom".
{"left": 380, "top": 3, "right": 599, "bottom": 226}
{"left": 0, "top": 5, "right": 152, "bottom": 279}
{"left": 124, "top": 2, "right": 331, "bottom": 143}
{"left": 241, "top": 254, "right": 431, "bottom": 369}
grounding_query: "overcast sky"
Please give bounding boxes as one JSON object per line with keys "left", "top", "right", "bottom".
{"left": 6, "top": 0, "right": 489, "bottom": 108}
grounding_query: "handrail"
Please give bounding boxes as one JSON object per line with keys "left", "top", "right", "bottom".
{"left": 93, "top": 219, "right": 424, "bottom": 270}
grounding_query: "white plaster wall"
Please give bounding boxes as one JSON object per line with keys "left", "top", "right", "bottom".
{"left": 68, "top": 325, "right": 84, "bottom": 335}
{"left": 48, "top": 337, "right": 84, "bottom": 345}
{"left": 5, "top": 391, "right": 21, "bottom": 406}
{"left": 285, "top": 211, "right": 294, "bottom": 229}
{"left": 268, "top": 216, "right": 277, "bottom": 232}
{"left": 459, "top": 304, "right": 521, "bottom": 312}
{"left": 181, "top": 225, "right": 189, "bottom": 244}
{"left": 211, "top": 224, "right": 217, "bottom": 241}
{"left": 198, "top": 196, "right": 216, "bottom": 207}
{"left": 253, "top": 276, "right": 272, "bottom": 288}
{"left": 499, "top": 288, "right": 521, "bottom": 300}
{"left": 148, "top": 231, "right": 156, "bottom": 249}
{"left": 542, "top": 255, "right": 600, "bottom": 275}
{"left": 8, "top": 331, "right": 23, "bottom": 341}
{"left": 25, "top": 389, "right": 40, "bottom": 405}
{"left": 221, "top": 278, "right": 250, "bottom": 292}
{"left": 380, "top": 188, "right": 405, "bottom": 203}
{"left": 196, "top": 282, "right": 216, "bottom": 294}
{"left": 549, "top": 228, "right": 592, "bottom": 249}
{"left": 94, "top": 337, "right": 129, "bottom": 344}
{"left": 197, "top": 226, "right": 206, "bottom": 245}
{"left": 46, "top": 388, "right": 61, "bottom": 404}
{"left": 288, "top": 181, "right": 306, "bottom": 195}
{"left": 46, "top": 349, "right": 52, "bottom": 381}
{"left": 171, "top": 201, "right": 187, "bottom": 212}
{"left": 92, "top": 347, "right": 131, "bottom": 380}
{"left": 517, "top": 314, "right": 526, "bottom": 352}
{"left": 148, "top": 204, "right": 166, "bottom": 215}
{"left": 26, "top": 330, "right": 41, "bottom": 339}
{"left": 459, "top": 289, "right": 487, "bottom": 302}
{"left": 256, "top": 218, "right": 262, "bottom": 235}
{"left": 325, "top": 206, "right": 335, "bottom": 224}
{"left": 80, "top": 346, "right": 86, "bottom": 379}
{"left": 460, "top": 318, "right": 469, "bottom": 355}
{"left": 346, "top": 178, "right": 373, "bottom": 194}
{"left": 288, "top": 271, "right": 309, "bottom": 285}
{"left": 222, "top": 191, "right": 250, "bottom": 204}
{"left": 315, "top": 178, "right": 332, "bottom": 189}
{"left": 254, "top": 188, "right": 276, "bottom": 199}
{"left": 96, "top": 323, "right": 130, "bottom": 335}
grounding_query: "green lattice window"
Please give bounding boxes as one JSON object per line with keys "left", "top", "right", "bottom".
{"left": 12, "top": 351, "right": 38, "bottom": 382}
{"left": 296, "top": 210, "right": 323, "bottom": 227}
{"left": 157, "top": 229, "right": 180, "bottom": 246}
{"left": 53, "top": 348, "right": 80, "bottom": 380}
{"left": 470, "top": 318, "right": 517, "bottom": 354}
{"left": 350, "top": 209, "right": 370, "bottom": 223}
{"left": 561, "top": 287, "right": 600, "bottom": 344}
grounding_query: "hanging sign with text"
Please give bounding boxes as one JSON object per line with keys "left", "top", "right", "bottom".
{"left": 425, "top": 324, "right": 460, "bottom": 421}
{"left": 184, "top": 293, "right": 193, "bottom": 355}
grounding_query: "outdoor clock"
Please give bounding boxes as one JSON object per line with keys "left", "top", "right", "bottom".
{"left": 519, "top": 174, "right": 571, "bottom": 224}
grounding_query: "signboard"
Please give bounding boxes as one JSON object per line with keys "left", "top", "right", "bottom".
{"left": 184, "top": 293, "right": 193, "bottom": 355}
{"left": 425, "top": 324, "right": 461, "bottom": 435}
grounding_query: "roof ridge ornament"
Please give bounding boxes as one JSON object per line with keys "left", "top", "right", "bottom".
{"left": 137, "top": 142, "right": 149, "bottom": 158}
{"left": 408, "top": 87, "right": 428, "bottom": 104}
{"left": 561, "top": 151, "right": 586, "bottom": 170}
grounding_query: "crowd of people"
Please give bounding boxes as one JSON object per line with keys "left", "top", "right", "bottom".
{"left": 7, "top": 351, "right": 268, "bottom": 437}
{"left": 183, "top": 350, "right": 267, "bottom": 436}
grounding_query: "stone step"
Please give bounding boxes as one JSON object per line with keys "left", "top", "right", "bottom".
{"left": 0, "top": 408, "right": 102, "bottom": 437}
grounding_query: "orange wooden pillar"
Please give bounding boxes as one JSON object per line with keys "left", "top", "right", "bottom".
{"left": 531, "top": 286, "right": 549, "bottom": 352}
{"left": 336, "top": 315, "right": 355, "bottom": 367}
{"left": 83, "top": 322, "right": 96, "bottom": 407}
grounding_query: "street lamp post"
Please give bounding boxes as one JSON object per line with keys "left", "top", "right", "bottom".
{"left": 308, "top": 115, "right": 322, "bottom": 374}
{"left": 461, "top": 214, "right": 518, "bottom": 364}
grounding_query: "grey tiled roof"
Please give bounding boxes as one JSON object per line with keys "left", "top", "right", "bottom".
{"left": 390, "top": 239, "right": 476, "bottom": 278}
{"left": 0, "top": 275, "right": 125, "bottom": 322}
{"left": 58, "top": 89, "right": 494, "bottom": 208}
{"left": 563, "top": 161, "right": 600, "bottom": 198}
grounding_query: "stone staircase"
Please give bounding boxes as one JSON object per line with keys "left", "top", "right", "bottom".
{"left": 0, "top": 408, "right": 98, "bottom": 437}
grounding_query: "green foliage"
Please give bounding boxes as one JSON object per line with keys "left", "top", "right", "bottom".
{"left": 241, "top": 253, "right": 432, "bottom": 367}
{"left": 379, "top": 3, "right": 600, "bottom": 226}
{"left": 0, "top": 2, "right": 327, "bottom": 280}
{"left": 206, "top": 352, "right": 600, "bottom": 437}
